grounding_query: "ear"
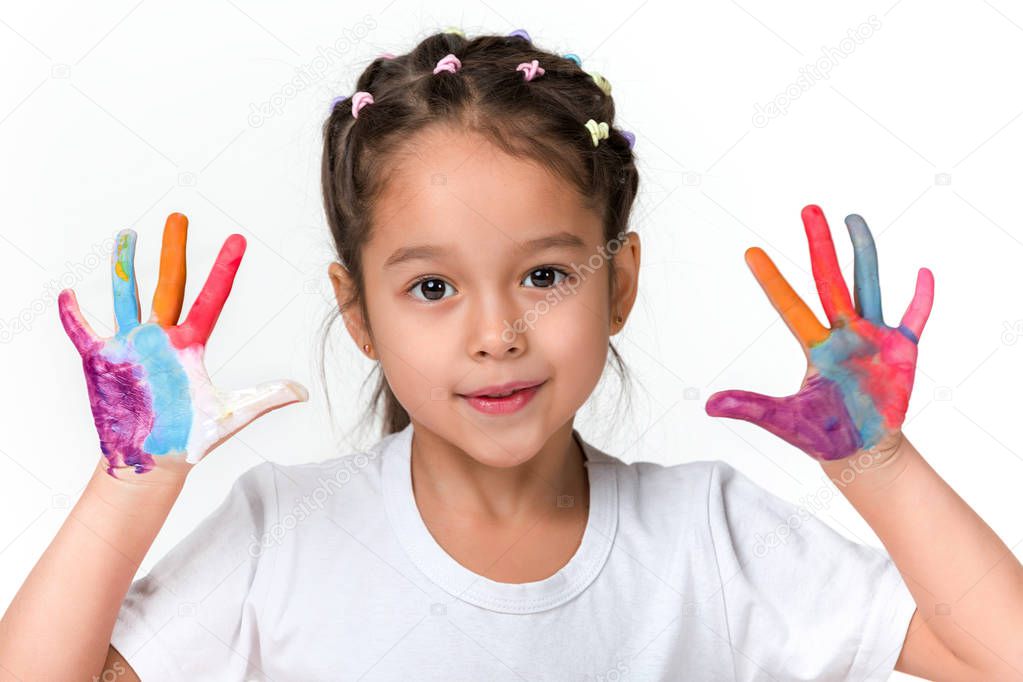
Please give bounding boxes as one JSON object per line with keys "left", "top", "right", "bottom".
{"left": 327, "top": 261, "right": 373, "bottom": 357}
{"left": 610, "top": 231, "right": 641, "bottom": 335}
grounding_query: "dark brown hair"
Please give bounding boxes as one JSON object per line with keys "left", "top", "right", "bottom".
{"left": 320, "top": 29, "right": 639, "bottom": 439}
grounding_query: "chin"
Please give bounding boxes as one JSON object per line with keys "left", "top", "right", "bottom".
{"left": 471, "top": 451, "right": 538, "bottom": 469}
{"left": 454, "top": 436, "right": 537, "bottom": 468}
{"left": 456, "top": 429, "right": 548, "bottom": 468}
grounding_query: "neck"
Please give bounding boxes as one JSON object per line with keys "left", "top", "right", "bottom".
{"left": 409, "top": 420, "right": 589, "bottom": 524}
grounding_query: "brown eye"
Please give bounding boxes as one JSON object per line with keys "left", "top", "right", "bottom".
{"left": 522, "top": 267, "right": 569, "bottom": 289}
{"left": 408, "top": 278, "right": 454, "bottom": 302}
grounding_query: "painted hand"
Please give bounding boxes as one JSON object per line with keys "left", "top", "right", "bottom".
{"left": 58, "top": 213, "right": 308, "bottom": 478}
{"left": 705, "top": 204, "right": 934, "bottom": 461}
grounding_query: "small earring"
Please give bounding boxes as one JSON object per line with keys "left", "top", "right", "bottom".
{"left": 615, "top": 314, "right": 623, "bottom": 324}
{"left": 363, "top": 343, "right": 372, "bottom": 355}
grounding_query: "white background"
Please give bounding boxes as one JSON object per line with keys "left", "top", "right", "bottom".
{"left": 2, "top": 1, "right": 1022, "bottom": 679}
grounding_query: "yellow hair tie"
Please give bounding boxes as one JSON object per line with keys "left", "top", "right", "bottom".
{"left": 442, "top": 26, "right": 466, "bottom": 37}
{"left": 588, "top": 71, "right": 612, "bottom": 96}
{"left": 584, "top": 119, "right": 609, "bottom": 147}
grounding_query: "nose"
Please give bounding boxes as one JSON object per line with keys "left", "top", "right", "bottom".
{"left": 468, "top": 293, "right": 526, "bottom": 360}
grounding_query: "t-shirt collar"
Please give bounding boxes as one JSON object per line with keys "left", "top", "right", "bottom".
{"left": 381, "top": 421, "right": 618, "bottom": 614}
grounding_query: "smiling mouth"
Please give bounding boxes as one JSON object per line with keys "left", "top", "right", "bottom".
{"left": 476, "top": 386, "right": 531, "bottom": 398}
{"left": 457, "top": 380, "right": 547, "bottom": 399}
{"left": 457, "top": 380, "right": 547, "bottom": 415}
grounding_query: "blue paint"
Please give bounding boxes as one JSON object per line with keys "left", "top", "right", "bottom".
{"left": 845, "top": 214, "right": 884, "bottom": 325}
{"left": 113, "top": 231, "right": 140, "bottom": 337}
{"left": 897, "top": 323, "right": 919, "bottom": 344}
{"left": 132, "top": 325, "right": 193, "bottom": 454}
{"left": 809, "top": 327, "right": 885, "bottom": 449}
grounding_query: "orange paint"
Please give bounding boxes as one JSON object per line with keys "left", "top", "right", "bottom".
{"left": 744, "top": 246, "right": 829, "bottom": 347}
{"left": 152, "top": 212, "right": 188, "bottom": 327}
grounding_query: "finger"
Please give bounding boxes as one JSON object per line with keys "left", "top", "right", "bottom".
{"left": 151, "top": 213, "right": 188, "bottom": 327}
{"left": 897, "top": 267, "right": 934, "bottom": 344}
{"left": 707, "top": 378, "right": 863, "bottom": 460}
{"left": 191, "top": 379, "right": 309, "bottom": 464}
{"left": 706, "top": 388, "right": 787, "bottom": 424}
{"left": 802, "top": 204, "right": 856, "bottom": 325}
{"left": 844, "top": 213, "right": 884, "bottom": 325}
{"left": 744, "top": 247, "right": 829, "bottom": 348}
{"left": 179, "top": 234, "right": 246, "bottom": 347}
{"left": 58, "top": 289, "right": 102, "bottom": 355}
{"left": 112, "top": 229, "right": 141, "bottom": 335}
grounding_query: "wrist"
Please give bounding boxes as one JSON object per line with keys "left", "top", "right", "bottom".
{"left": 90, "top": 456, "right": 187, "bottom": 513}
{"left": 63, "top": 458, "right": 186, "bottom": 567}
{"left": 819, "top": 430, "right": 912, "bottom": 493}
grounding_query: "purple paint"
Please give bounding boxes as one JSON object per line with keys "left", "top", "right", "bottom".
{"left": 79, "top": 351, "right": 157, "bottom": 475}
{"left": 705, "top": 373, "right": 863, "bottom": 460}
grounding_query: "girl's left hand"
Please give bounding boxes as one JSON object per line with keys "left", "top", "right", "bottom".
{"left": 705, "top": 204, "right": 935, "bottom": 462}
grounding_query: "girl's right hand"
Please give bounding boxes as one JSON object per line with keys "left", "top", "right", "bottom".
{"left": 58, "top": 212, "right": 308, "bottom": 483}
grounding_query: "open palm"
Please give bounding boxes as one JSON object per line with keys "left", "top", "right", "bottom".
{"left": 705, "top": 204, "right": 934, "bottom": 461}
{"left": 58, "top": 213, "right": 308, "bottom": 478}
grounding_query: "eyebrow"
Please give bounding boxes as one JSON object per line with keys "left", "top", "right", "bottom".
{"left": 382, "top": 231, "right": 588, "bottom": 269}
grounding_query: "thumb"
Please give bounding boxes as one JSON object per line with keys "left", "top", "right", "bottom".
{"left": 705, "top": 389, "right": 783, "bottom": 423}
{"left": 195, "top": 380, "right": 309, "bottom": 463}
{"left": 707, "top": 381, "right": 863, "bottom": 461}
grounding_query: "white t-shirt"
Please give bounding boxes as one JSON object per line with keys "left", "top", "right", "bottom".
{"left": 110, "top": 422, "right": 916, "bottom": 681}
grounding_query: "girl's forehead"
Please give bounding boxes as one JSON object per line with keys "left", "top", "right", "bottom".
{"left": 372, "top": 138, "right": 598, "bottom": 245}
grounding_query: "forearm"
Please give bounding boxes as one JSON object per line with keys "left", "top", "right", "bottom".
{"left": 820, "top": 435, "right": 1023, "bottom": 675}
{"left": 0, "top": 458, "right": 184, "bottom": 680}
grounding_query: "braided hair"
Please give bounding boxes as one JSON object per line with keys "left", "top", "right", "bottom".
{"left": 320, "top": 29, "right": 639, "bottom": 437}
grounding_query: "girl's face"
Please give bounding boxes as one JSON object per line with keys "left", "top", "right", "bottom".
{"left": 330, "top": 124, "right": 640, "bottom": 467}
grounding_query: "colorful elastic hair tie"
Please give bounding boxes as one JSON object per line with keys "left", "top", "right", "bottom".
{"left": 508, "top": 29, "right": 531, "bottom": 42}
{"left": 442, "top": 27, "right": 465, "bottom": 37}
{"left": 564, "top": 53, "right": 582, "bottom": 66}
{"left": 585, "top": 119, "right": 609, "bottom": 147}
{"left": 351, "top": 91, "right": 374, "bottom": 118}
{"left": 516, "top": 59, "right": 545, "bottom": 81}
{"left": 588, "top": 71, "right": 611, "bottom": 96}
{"left": 620, "top": 130, "right": 636, "bottom": 149}
{"left": 433, "top": 53, "right": 462, "bottom": 75}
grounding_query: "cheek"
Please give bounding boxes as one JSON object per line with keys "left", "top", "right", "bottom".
{"left": 532, "top": 285, "right": 610, "bottom": 395}
{"left": 362, "top": 288, "right": 438, "bottom": 400}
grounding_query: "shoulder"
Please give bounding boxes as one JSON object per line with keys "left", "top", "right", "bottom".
{"left": 226, "top": 444, "right": 386, "bottom": 494}
{"left": 581, "top": 438, "right": 732, "bottom": 525}
{"left": 591, "top": 449, "right": 783, "bottom": 533}
{"left": 233, "top": 438, "right": 391, "bottom": 521}
{"left": 594, "top": 448, "right": 732, "bottom": 505}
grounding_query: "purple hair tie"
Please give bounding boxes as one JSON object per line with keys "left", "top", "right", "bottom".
{"left": 508, "top": 29, "right": 531, "bottom": 42}
{"left": 351, "top": 91, "right": 374, "bottom": 118}
{"left": 516, "top": 59, "right": 545, "bottom": 81}
{"left": 621, "top": 130, "right": 636, "bottom": 149}
{"left": 432, "top": 53, "right": 462, "bottom": 75}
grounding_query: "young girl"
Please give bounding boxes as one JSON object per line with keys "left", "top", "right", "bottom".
{"left": 1, "top": 28, "right": 1021, "bottom": 681}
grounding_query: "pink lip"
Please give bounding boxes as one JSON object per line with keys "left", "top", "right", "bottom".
{"left": 459, "top": 379, "right": 546, "bottom": 399}
{"left": 459, "top": 380, "right": 546, "bottom": 415}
